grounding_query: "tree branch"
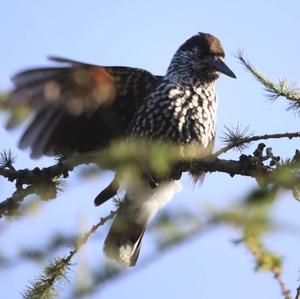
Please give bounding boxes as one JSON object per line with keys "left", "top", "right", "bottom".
{"left": 237, "top": 50, "right": 300, "bottom": 112}
{"left": 295, "top": 285, "right": 300, "bottom": 299}
{"left": 214, "top": 131, "right": 300, "bottom": 156}
{"left": 1, "top": 131, "right": 299, "bottom": 185}
{"left": 0, "top": 155, "right": 270, "bottom": 218}
{"left": 273, "top": 272, "right": 292, "bottom": 299}
{"left": 0, "top": 185, "right": 37, "bottom": 218}
{"left": 1, "top": 131, "right": 299, "bottom": 218}
{"left": 22, "top": 211, "right": 116, "bottom": 299}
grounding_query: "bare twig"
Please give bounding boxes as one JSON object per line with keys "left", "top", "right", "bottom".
{"left": 273, "top": 271, "right": 292, "bottom": 299}
{"left": 214, "top": 131, "right": 300, "bottom": 156}
{"left": 0, "top": 185, "right": 37, "bottom": 218}
{"left": 295, "top": 285, "right": 300, "bottom": 299}
{"left": 61, "top": 210, "right": 116, "bottom": 266}
{"left": 0, "top": 151, "right": 97, "bottom": 186}
{"left": 69, "top": 214, "right": 212, "bottom": 299}
{"left": 245, "top": 237, "right": 291, "bottom": 299}
{"left": 22, "top": 211, "right": 116, "bottom": 299}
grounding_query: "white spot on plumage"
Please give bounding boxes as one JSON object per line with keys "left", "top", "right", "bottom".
{"left": 191, "top": 94, "right": 199, "bottom": 106}
{"left": 169, "top": 88, "right": 181, "bottom": 98}
{"left": 174, "top": 106, "right": 181, "bottom": 113}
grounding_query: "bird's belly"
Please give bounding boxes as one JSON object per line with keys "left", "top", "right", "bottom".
{"left": 124, "top": 180, "right": 182, "bottom": 225}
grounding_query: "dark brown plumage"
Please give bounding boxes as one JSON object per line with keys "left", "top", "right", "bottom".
{"left": 9, "top": 32, "right": 236, "bottom": 266}
{"left": 178, "top": 33, "right": 225, "bottom": 57}
{"left": 10, "top": 57, "right": 161, "bottom": 157}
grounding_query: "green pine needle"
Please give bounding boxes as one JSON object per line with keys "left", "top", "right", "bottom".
{"left": 236, "top": 50, "right": 300, "bottom": 113}
{"left": 53, "top": 178, "right": 67, "bottom": 193}
{"left": 221, "top": 124, "right": 253, "bottom": 151}
{"left": 22, "top": 258, "right": 70, "bottom": 299}
{"left": 0, "top": 149, "right": 16, "bottom": 167}
{"left": 112, "top": 197, "right": 123, "bottom": 208}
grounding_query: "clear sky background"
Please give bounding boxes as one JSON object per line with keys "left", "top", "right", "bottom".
{"left": 0, "top": 1, "right": 300, "bottom": 298}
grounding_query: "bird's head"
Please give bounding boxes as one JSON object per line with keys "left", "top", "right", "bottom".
{"left": 167, "top": 32, "right": 236, "bottom": 82}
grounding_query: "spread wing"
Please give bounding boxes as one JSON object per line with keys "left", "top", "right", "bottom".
{"left": 9, "top": 56, "right": 162, "bottom": 158}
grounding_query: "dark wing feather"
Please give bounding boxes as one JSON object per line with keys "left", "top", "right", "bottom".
{"left": 9, "top": 57, "right": 162, "bottom": 158}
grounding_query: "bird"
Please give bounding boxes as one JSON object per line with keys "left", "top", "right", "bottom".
{"left": 8, "top": 32, "right": 236, "bottom": 267}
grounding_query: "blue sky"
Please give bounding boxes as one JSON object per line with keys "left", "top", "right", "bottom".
{"left": 0, "top": 1, "right": 300, "bottom": 298}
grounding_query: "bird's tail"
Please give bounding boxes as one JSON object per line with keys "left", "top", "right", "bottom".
{"left": 104, "top": 180, "right": 182, "bottom": 267}
{"left": 104, "top": 199, "right": 145, "bottom": 267}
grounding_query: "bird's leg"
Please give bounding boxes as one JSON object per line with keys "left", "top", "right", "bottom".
{"left": 143, "top": 166, "right": 183, "bottom": 189}
{"left": 144, "top": 171, "right": 159, "bottom": 188}
{"left": 170, "top": 167, "right": 183, "bottom": 180}
{"left": 94, "top": 176, "right": 120, "bottom": 206}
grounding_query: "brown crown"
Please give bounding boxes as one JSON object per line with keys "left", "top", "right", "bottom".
{"left": 178, "top": 32, "right": 225, "bottom": 57}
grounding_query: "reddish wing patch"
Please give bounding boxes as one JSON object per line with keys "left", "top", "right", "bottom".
{"left": 89, "top": 67, "right": 117, "bottom": 106}
{"left": 90, "top": 67, "right": 114, "bottom": 85}
{"left": 9, "top": 58, "right": 161, "bottom": 157}
{"left": 66, "top": 66, "right": 117, "bottom": 113}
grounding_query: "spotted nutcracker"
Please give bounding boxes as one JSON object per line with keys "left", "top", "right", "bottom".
{"left": 9, "top": 32, "right": 236, "bottom": 266}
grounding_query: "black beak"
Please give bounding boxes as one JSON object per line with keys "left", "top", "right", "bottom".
{"left": 211, "top": 57, "right": 236, "bottom": 78}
